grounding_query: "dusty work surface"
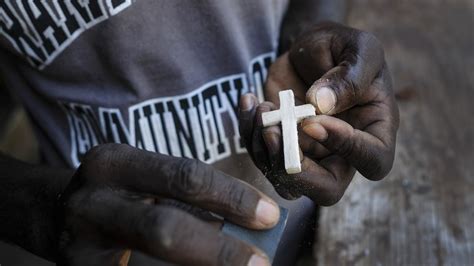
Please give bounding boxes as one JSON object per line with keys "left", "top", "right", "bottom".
{"left": 314, "top": 0, "right": 474, "bottom": 265}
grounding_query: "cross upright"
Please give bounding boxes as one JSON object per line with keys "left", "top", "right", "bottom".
{"left": 261, "top": 90, "right": 316, "bottom": 174}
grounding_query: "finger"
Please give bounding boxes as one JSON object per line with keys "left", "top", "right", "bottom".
{"left": 298, "top": 129, "right": 331, "bottom": 159}
{"left": 289, "top": 24, "right": 385, "bottom": 114}
{"left": 281, "top": 154, "right": 355, "bottom": 205}
{"left": 81, "top": 144, "right": 280, "bottom": 229}
{"left": 83, "top": 191, "right": 270, "bottom": 266}
{"left": 251, "top": 102, "right": 277, "bottom": 174}
{"left": 301, "top": 114, "right": 395, "bottom": 180}
{"left": 239, "top": 93, "right": 259, "bottom": 149}
{"left": 262, "top": 125, "right": 282, "bottom": 169}
{"left": 258, "top": 101, "right": 280, "bottom": 167}
{"left": 239, "top": 94, "right": 270, "bottom": 171}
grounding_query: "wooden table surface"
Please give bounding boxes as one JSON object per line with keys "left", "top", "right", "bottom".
{"left": 314, "top": 1, "right": 474, "bottom": 265}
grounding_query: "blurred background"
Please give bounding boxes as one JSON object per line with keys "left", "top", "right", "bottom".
{"left": 1, "top": 0, "right": 473, "bottom": 265}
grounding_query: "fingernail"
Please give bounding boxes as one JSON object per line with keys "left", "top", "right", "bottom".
{"left": 302, "top": 122, "right": 328, "bottom": 142}
{"left": 247, "top": 254, "right": 270, "bottom": 266}
{"left": 315, "top": 86, "right": 336, "bottom": 114}
{"left": 255, "top": 199, "right": 280, "bottom": 226}
{"left": 240, "top": 95, "right": 255, "bottom": 111}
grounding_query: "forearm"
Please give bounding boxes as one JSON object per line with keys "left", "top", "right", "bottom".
{"left": 278, "top": 0, "right": 348, "bottom": 53}
{"left": 0, "top": 153, "right": 73, "bottom": 261}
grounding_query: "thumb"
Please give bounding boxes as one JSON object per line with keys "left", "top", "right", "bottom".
{"left": 305, "top": 61, "right": 379, "bottom": 115}
{"left": 306, "top": 32, "right": 384, "bottom": 114}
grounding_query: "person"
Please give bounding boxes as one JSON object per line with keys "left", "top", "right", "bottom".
{"left": 0, "top": 0, "right": 399, "bottom": 265}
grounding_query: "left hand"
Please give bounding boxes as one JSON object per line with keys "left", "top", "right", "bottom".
{"left": 239, "top": 22, "right": 399, "bottom": 205}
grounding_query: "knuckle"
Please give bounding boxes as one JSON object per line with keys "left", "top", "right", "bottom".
{"left": 81, "top": 145, "right": 107, "bottom": 168}
{"left": 81, "top": 143, "right": 129, "bottom": 173}
{"left": 340, "top": 76, "right": 358, "bottom": 98}
{"left": 168, "top": 159, "right": 213, "bottom": 198}
{"left": 326, "top": 193, "right": 343, "bottom": 206}
{"left": 359, "top": 30, "right": 382, "bottom": 49}
{"left": 332, "top": 129, "right": 356, "bottom": 159}
{"left": 221, "top": 185, "right": 248, "bottom": 214}
{"left": 364, "top": 147, "right": 394, "bottom": 181}
{"left": 313, "top": 174, "right": 346, "bottom": 206}
{"left": 319, "top": 187, "right": 344, "bottom": 206}
{"left": 148, "top": 208, "right": 181, "bottom": 252}
{"left": 83, "top": 143, "right": 126, "bottom": 162}
{"left": 256, "top": 103, "right": 272, "bottom": 114}
{"left": 358, "top": 31, "right": 385, "bottom": 62}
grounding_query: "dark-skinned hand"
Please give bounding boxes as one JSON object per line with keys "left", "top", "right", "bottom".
{"left": 56, "top": 144, "right": 278, "bottom": 266}
{"left": 239, "top": 22, "right": 399, "bottom": 205}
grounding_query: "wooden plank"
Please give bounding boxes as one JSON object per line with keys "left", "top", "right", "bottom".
{"left": 315, "top": 0, "right": 474, "bottom": 265}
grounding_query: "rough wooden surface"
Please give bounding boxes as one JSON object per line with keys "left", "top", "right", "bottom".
{"left": 315, "top": 0, "right": 474, "bottom": 265}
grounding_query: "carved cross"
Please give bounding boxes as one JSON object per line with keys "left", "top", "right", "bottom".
{"left": 262, "top": 90, "right": 316, "bottom": 174}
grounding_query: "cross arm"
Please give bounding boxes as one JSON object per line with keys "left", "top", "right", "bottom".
{"left": 262, "top": 110, "right": 281, "bottom": 127}
{"left": 295, "top": 104, "right": 316, "bottom": 122}
{"left": 261, "top": 104, "right": 315, "bottom": 127}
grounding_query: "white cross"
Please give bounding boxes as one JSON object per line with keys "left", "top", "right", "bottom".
{"left": 262, "top": 90, "right": 316, "bottom": 174}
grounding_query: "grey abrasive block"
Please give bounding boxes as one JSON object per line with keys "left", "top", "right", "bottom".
{"left": 221, "top": 207, "right": 289, "bottom": 262}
